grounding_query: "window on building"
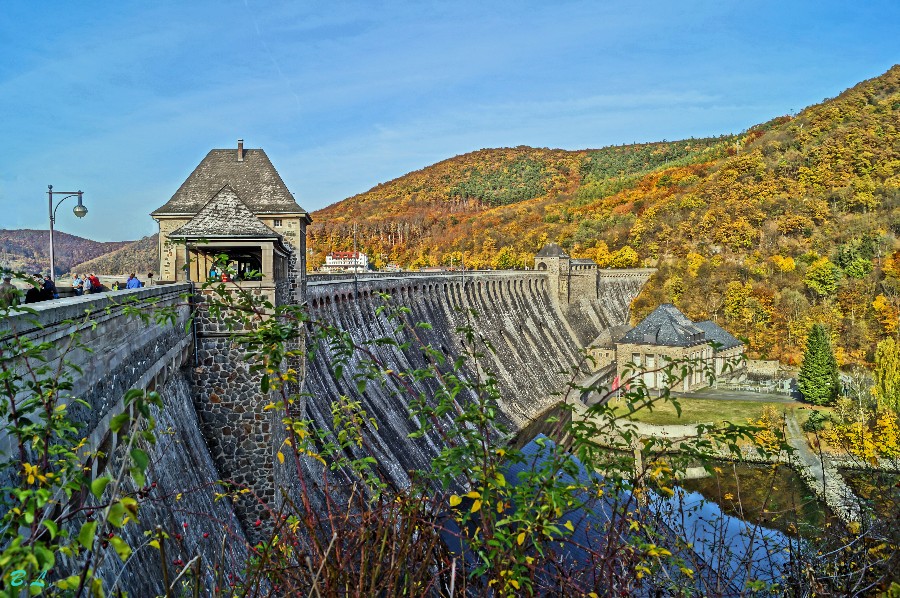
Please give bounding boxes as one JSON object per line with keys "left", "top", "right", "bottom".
{"left": 274, "top": 219, "right": 283, "bottom": 227}
{"left": 644, "top": 354, "right": 656, "bottom": 388}
{"left": 632, "top": 353, "right": 641, "bottom": 367}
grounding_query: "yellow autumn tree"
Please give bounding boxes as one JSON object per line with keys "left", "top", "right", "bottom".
{"left": 873, "top": 294, "right": 899, "bottom": 334}
{"left": 751, "top": 405, "right": 783, "bottom": 453}
{"left": 608, "top": 246, "right": 639, "bottom": 268}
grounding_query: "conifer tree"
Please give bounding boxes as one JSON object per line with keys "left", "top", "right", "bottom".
{"left": 797, "top": 323, "right": 840, "bottom": 406}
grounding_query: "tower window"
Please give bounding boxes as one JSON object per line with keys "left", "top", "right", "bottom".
{"left": 274, "top": 219, "right": 283, "bottom": 226}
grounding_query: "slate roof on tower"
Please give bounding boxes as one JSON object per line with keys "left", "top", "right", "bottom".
{"left": 535, "top": 243, "right": 570, "bottom": 258}
{"left": 619, "top": 304, "right": 706, "bottom": 347}
{"left": 152, "top": 148, "right": 310, "bottom": 218}
{"left": 168, "top": 186, "right": 281, "bottom": 239}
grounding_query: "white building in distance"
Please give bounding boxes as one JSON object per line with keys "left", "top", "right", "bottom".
{"left": 322, "top": 251, "right": 369, "bottom": 272}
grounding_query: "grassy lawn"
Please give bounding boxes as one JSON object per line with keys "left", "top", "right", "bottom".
{"left": 610, "top": 396, "right": 805, "bottom": 426}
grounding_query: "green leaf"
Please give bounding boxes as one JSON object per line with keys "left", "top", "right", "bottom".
{"left": 109, "top": 536, "right": 132, "bottom": 562}
{"left": 78, "top": 520, "right": 97, "bottom": 550}
{"left": 42, "top": 519, "right": 58, "bottom": 540}
{"left": 130, "top": 448, "right": 149, "bottom": 472}
{"left": 35, "top": 545, "right": 56, "bottom": 570}
{"left": 108, "top": 502, "right": 126, "bottom": 528}
{"left": 109, "top": 413, "right": 129, "bottom": 433}
{"left": 91, "top": 477, "right": 111, "bottom": 499}
{"left": 56, "top": 575, "right": 83, "bottom": 590}
{"left": 90, "top": 576, "right": 104, "bottom": 598}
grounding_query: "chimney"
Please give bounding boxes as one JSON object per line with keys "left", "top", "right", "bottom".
{"left": 237, "top": 139, "right": 244, "bottom": 162}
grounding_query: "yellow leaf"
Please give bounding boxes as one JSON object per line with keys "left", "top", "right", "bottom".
{"left": 277, "top": 451, "right": 285, "bottom": 464}
{"left": 724, "top": 492, "right": 734, "bottom": 500}
{"left": 517, "top": 532, "right": 526, "bottom": 545}
{"left": 176, "top": 493, "right": 182, "bottom": 501}
{"left": 495, "top": 473, "right": 506, "bottom": 487}
{"left": 564, "top": 520, "right": 574, "bottom": 532}
{"left": 449, "top": 495, "right": 462, "bottom": 507}
{"left": 465, "top": 491, "right": 481, "bottom": 499}
{"left": 509, "top": 579, "right": 520, "bottom": 590}
{"left": 471, "top": 500, "right": 482, "bottom": 513}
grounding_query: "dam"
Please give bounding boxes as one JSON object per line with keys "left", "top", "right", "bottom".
{"left": 0, "top": 267, "right": 651, "bottom": 595}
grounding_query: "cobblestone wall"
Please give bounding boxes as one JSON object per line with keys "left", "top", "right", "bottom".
{"left": 192, "top": 335, "right": 280, "bottom": 539}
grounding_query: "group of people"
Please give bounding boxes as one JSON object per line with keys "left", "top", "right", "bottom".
{"left": 0, "top": 271, "right": 153, "bottom": 309}
{"left": 0, "top": 273, "right": 60, "bottom": 306}
{"left": 72, "top": 273, "right": 103, "bottom": 296}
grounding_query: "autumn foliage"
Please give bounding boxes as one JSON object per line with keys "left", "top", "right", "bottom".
{"left": 311, "top": 65, "right": 900, "bottom": 365}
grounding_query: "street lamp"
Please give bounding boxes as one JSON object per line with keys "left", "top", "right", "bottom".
{"left": 47, "top": 185, "right": 88, "bottom": 281}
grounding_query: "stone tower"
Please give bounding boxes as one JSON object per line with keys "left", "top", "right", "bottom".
{"left": 534, "top": 243, "right": 609, "bottom": 305}
{"left": 150, "top": 141, "right": 312, "bottom": 539}
{"left": 534, "top": 242, "right": 571, "bottom": 277}
{"left": 151, "top": 139, "right": 312, "bottom": 303}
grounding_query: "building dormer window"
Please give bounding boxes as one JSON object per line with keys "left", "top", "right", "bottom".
{"left": 274, "top": 219, "right": 283, "bottom": 227}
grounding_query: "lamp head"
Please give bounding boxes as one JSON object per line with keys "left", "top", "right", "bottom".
{"left": 73, "top": 196, "right": 88, "bottom": 218}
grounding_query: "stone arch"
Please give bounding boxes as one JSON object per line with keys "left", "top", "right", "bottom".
{"left": 537, "top": 261, "right": 547, "bottom": 270}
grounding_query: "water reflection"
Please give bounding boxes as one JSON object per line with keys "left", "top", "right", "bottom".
{"left": 505, "top": 435, "right": 798, "bottom": 592}
{"left": 678, "top": 462, "right": 836, "bottom": 538}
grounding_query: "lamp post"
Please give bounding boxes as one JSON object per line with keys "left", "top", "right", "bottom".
{"left": 47, "top": 185, "right": 88, "bottom": 281}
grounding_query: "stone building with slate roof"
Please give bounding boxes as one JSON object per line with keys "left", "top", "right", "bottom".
{"left": 151, "top": 140, "right": 312, "bottom": 304}
{"left": 615, "top": 304, "right": 745, "bottom": 392}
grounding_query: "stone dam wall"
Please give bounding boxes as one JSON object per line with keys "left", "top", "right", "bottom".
{"left": 299, "top": 271, "right": 648, "bottom": 494}
{"left": 0, "top": 270, "right": 650, "bottom": 592}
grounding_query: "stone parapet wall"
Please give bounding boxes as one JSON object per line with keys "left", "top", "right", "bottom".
{"left": 1, "top": 284, "right": 193, "bottom": 437}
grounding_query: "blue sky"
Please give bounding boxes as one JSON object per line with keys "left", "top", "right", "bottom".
{"left": 1, "top": 1, "right": 898, "bottom": 241}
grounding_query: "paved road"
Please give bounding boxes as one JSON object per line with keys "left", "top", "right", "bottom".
{"left": 784, "top": 412, "right": 826, "bottom": 495}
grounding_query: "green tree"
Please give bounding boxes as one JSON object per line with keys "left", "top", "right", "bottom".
{"left": 874, "top": 337, "right": 900, "bottom": 411}
{"left": 805, "top": 257, "right": 842, "bottom": 298}
{"left": 491, "top": 246, "right": 518, "bottom": 270}
{"left": 797, "top": 323, "right": 840, "bottom": 405}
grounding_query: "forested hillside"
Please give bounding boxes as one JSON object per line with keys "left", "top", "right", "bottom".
{"left": 0, "top": 229, "right": 130, "bottom": 277}
{"left": 311, "top": 65, "right": 900, "bottom": 365}
{"left": 69, "top": 234, "right": 158, "bottom": 276}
